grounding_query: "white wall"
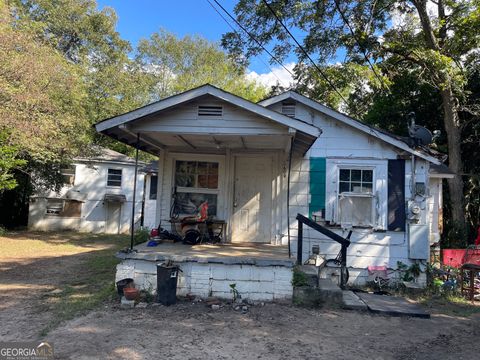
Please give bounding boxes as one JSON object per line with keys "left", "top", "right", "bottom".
{"left": 116, "top": 259, "right": 293, "bottom": 301}
{"left": 143, "top": 174, "right": 158, "bottom": 230}
{"left": 29, "top": 161, "right": 144, "bottom": 233}
{"left": 267, "top": 102, "right": 435, "bottom": 285}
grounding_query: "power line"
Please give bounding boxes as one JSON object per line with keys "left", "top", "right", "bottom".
{"left": 261, "top": 0, "right": 350, "bottom": 105}
{"left": 205, "top": 0, "right": 288, "bottom": 87}
{"left": 210, "top": 0, "right": 295, "bottom": 80}
{"left": 332, "top": 0, "right": 388, "bottom": 90}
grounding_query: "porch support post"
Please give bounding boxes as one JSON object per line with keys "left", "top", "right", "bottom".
{"left": 297, "top": 219, "right": 303, "bottom": 265}
{"left": 130, "top": 133, "right": 140, "bottom": 250}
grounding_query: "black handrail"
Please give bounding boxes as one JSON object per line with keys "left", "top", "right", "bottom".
{"left": 296, "top": 213, "right": 351, "bottom": 289}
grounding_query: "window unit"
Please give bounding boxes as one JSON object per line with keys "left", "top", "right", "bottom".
{"left": 173, "top": 160, "right": 219, "bottom": 216}
{"left": 338, "top": 168, "right": 375, "bottom": 227}
{"left": 325, "top": 159, "right": 388, "bottom": 229}
{"left": 46, "top": 199, "right": 82, "bottom": 217}
{"left": 107, "top": 168, "right": 122, "bottom": 187}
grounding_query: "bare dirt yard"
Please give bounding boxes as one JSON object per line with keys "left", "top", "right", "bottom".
{"left": 1, "top": 231, "right": 479, "bottom": 359}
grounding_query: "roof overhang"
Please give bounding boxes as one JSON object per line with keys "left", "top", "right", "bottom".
{"left": 260, "top": 91, "right": 442, "bottom": 165}
{"left": 95, "top": 85, "right": 321, "bottom": 156}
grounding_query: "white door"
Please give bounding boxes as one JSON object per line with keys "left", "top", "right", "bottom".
{"left": 106, "top": 202, "right": 121, "bottom": 234}
{"left": 232, "top": 155, "right": 272, "bottom": 243}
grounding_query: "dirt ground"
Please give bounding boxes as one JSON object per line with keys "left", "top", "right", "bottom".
{"left": 1, "top": 232, "right": 480, "bottom": 360}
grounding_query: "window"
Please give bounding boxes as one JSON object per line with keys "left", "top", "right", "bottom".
{"left": 173, "top": 160, "right": 219, "bottom": 216}
{"left": 337, "top": 168, "right": 375, "bottom": 227}
{"left": 325, "top": 160, "right": 388, "bottom": 229}
{"left": 46, "top": 199, "right": 82, "bottom": 217}
{"left": 149, "top": 175, "right": 158, "bottom": 200}
{"left": 107, "top": 168, "right": 122, "bottom": 187}
{"left": 61, "top": 166, "right": 75, "bottom": 186}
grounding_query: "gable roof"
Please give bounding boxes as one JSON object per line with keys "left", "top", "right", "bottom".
{"left": 74, "top": 146, "right": 146, "bottom": 166}
{"left": 96, "top": 84, "right": 320, "bottom": 137}
{"left": 259, "top": 91, "right": 441, "bottom": 164}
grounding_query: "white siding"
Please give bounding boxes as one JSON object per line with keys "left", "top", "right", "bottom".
{"left": 267, "top": 102, "right": 434, "bottom": 285}
{"left": 28, "top": 161, "right": 144, "bottom": 233}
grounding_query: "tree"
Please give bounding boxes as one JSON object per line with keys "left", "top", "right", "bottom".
{"left": 136, "top": 30, "right": 267, "bottom": 102}
{"left": 223, "top": 0, "right": 480, "bottom": 225}
{"left": 0, "top": 0, "right": 89, "bottom": 178}
{"left": 13, "top": 0, "right": 155, "bottom": 157}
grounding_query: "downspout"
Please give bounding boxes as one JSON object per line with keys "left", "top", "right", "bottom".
{"left": 287, "top": 136, "right": 294, "bottom": 258}
{"left": 130, "top": 133, "right": 140, "bottom": 251}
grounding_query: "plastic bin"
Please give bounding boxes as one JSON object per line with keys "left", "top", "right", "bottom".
{"left": 156, "top": 264, "right": 179, "bottom": 305}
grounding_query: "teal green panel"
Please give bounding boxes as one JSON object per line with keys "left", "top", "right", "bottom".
{"left": 309, "top": 158, "right": 326, "bottom": 218}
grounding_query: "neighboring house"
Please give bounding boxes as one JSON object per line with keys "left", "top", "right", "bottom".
{"left": 28, "top": 147, "right": 145, "bottom": 234}
{"left": 95, "top": 84, "right": 452, "bottom": 285}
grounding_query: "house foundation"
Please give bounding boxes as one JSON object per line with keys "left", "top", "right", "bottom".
{"left": 115, "top": 243, "right": 294, "bottom": 301}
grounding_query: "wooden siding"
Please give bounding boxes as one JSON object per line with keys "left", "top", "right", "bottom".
{"left": 130, "top": 97, "right": 289, "bottom": 136}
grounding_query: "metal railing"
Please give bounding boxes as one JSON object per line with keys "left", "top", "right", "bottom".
{"left": 296, "top": 213, "right": 351, "bottom": 289}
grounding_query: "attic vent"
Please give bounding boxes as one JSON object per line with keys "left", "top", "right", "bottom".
{"left": 281, "top": 102, "right": 296, "bottom": 117}
{"left": 198, "top": 105, "right": 223, "bottom": 117}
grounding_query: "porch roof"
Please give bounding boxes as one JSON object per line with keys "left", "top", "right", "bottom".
{"left": 95, "top": 84, "right": 321, "bottom": 155}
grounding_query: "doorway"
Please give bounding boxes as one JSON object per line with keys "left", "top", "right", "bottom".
{"left": 231, "top": 155, "right": 272, "bottom": 243}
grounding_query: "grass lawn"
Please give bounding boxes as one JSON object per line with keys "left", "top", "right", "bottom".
{"left": 0, "top": 231, "right": 130, "bottom": 336}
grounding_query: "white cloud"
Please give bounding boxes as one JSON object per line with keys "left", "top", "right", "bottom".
{"left": 246, "top": 62, "right": 296, "bottom": 88}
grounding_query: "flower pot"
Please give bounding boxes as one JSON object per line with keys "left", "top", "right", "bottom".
{"left": 123, "top": 287, "right": 139, "bottom": 301}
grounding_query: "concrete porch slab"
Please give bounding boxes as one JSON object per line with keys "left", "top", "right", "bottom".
{"left": 117, "top": 242, "right": 295, "bottom": 267}
{"left": 356, "top": 293, "right": 430, "bottom": 318}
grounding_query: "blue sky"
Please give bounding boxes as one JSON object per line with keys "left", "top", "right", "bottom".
{"left": 96, "top": 0, "right": 296, "bottom": 86}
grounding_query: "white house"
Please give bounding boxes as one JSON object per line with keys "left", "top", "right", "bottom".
{"left": 28, "top": 147, "right": 146, "bottom": 234}
{"left": 95, "top": 84, "right": 452, "bottom": 297}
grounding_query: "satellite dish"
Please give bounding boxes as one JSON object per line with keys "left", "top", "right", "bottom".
{"left": 407, "top": 112, "right": 433, "bottom": 146}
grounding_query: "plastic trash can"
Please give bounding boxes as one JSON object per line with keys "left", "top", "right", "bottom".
{"left": 156, "top": 263, "right": 179, "bottom": 305}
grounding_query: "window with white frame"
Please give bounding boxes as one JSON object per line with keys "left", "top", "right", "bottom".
{"left": 107, "top": 168, "right": 122, "bottom": 187}
{"left": 173, "top": 161, "right": 219, "bottom": 216}
{"left": 337, "top": 168, "right": 375, "bottom": 227}
{"left": 325, "top": 159, "right": 387, "bottom": 229}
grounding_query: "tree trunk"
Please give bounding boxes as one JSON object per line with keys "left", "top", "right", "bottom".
{"left": 412, "top": 0, "right": 465, "bottom": 224}
{"left": 440, "top": 85, "right": 465, "bottom": 224}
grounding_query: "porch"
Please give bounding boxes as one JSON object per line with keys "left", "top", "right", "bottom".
{"left": 115, "top": 242, "right": 295, "bottom": 301}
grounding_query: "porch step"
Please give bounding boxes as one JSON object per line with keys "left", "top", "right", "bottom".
{"left": 317, "top": 278, "right": 343, "bottom": 304}
{"left": 342, "top": 290, "right": 368, "bottom": 311}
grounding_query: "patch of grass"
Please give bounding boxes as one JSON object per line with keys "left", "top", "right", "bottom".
{"left": 38, "top": 234, "right": 130, "bottom": 336}
{"left": 292, "top": 267, "right": 309, "bottom": 287}
{"left": 419, "top": 293, "right": 480, "bottom": 317}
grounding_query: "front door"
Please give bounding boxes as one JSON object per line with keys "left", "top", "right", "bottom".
{"left": 106, "top": 202, "right": 121, "bottom": 234}
{"left": 232, "top": 155, "right": 272, "bottom": 243}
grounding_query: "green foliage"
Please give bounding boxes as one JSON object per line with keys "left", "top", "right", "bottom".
{"left": 134, "top": 227, "right": 150, "bottom": 245}
{"left": 442, "top": 220, "right": 470, "bottom": 249}
{"left": 136, "top": 29, "right": 267, "bottom": 102}
{"left": 229, "top": 283, "right": 240, "bottom": 301}
{"left": 224, "top": 0, "right": 480, "bottom": 237}
{"left": 0, "top": 131, "right": 26, "bottom": 191}
{"left": 292, "top": 267, "right": 309, "bottom": 287}
{"left": 396, "top": 261, "right": 421, "bottom": 282}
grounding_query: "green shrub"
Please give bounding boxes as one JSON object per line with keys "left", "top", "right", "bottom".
{"left": 292, "top": 267, "right": 309, "bottom": 287}
{"left": 134, "top": 227, "right": 150, "bottom": 245}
